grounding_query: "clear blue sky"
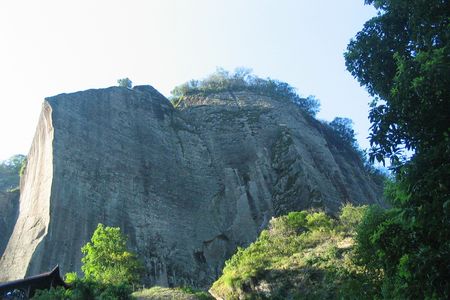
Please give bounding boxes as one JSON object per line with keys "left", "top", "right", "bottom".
{"left": 0, "top": 0, "right": 377, "bottom": 161}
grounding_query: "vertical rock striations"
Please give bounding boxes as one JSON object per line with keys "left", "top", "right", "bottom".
{"left": 0, "top": 102, "right": 53, "bottom": 280}
{"left": 0, "top": 86, "right": 383, "bottom": 287}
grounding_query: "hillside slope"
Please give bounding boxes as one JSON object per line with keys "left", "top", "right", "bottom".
{"left": 210, "top": 206, "right": 374, "bottom": 299}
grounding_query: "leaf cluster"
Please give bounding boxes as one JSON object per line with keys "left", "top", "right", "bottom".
{"left": 32, "top": 276, "right": 133, "bottom": 300}
{"left": 33, "top": 224, "right": 141, "bottom": 299}
{"left": 328, "top": 117, "right": 357, "bottom": 148}
{"left": 345, "top": 0, "right": 449, "bottom": 165}
{"left": 81, "top": 223, "right": 142, "bottom": 286}
{"left": 345, "top": 0, "right": 450, "bottom": 298}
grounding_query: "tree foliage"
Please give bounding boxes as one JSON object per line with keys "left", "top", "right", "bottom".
{"left": 0, "top": 154, "right": 26, "bottom": 191}
{"left": 117, "top": 78, "right": 132, "bottom": 89}
{"left": 81, "top": 223, "right": 142, "bottom": 286}
{"left": 33, "top": 224, "right": 139, "bottom": 299}
{"left": 345, "top": 0, "right": 450, "bottom": 298}
{"left": 32, "top": 277, "right": 132, "bottom": 300}
{"left": 329, "top": 117, "right": 357, "bottom": 147}
{"left": 345, "top": 0, "right": 449, "bottom": 165}
{"left": 171, "top": 68, "right": 321, "bottom": 117}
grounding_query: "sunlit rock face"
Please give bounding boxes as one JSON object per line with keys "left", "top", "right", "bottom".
{"left": 0, "top": 86, "right": 382, "bottom": 287}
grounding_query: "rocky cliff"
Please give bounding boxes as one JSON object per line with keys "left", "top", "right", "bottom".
{"left": 0, "top": 190, "right": 19, "bottom": 256}
{"left": 0, "top": 156, "right": 23, "bottom": 256}
{"left": 0, "top": 86, "right": 383, "bottom": 287}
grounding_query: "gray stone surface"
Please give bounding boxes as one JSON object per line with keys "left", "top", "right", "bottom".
{"left": 0, "top": 86, "right": 383, "bottom": 287}
{"left": 0, "top": 189, "right": 19, "bottom": 256}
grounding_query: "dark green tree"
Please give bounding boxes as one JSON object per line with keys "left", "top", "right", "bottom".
{"left": 329, "top": 117, "right": 357, "bottom": 147}
{"left": 345, "top": 0, "right": 449, "bottom": 298}
{"left": 345, "top": 0, "right": 449, "bottom": 165}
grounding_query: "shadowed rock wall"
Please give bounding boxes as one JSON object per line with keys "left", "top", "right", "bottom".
{"left": 0, "top": 190, "right": 19, "bottom": 256}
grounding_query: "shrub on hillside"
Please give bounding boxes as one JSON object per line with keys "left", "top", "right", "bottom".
{"left": 32, "top": 277, "right": 133, "bottom": 300}
{"left": 210, "top": 205, "right": 377, "bottom": 299}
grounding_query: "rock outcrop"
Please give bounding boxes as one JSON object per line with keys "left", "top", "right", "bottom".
{"left": 0, "top": 86, "right": 383, "bottom": 287}
{"left": 0, "top": 189, "right": 19, "bottom": 256}
{"left": 0, "top": 157, "right": 23, "bottom": 256}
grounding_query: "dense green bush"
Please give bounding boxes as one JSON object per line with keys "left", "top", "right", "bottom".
{"left": 210, "top": 205, "right": 377, "bottom": 299}
{"left": 33, "top": 287, "right": 70, "bottom": 300}
{"left": 32, "top": 277, "right": 133, "bottom": 300}
{"left": 171, "top": 68, "right": 320, "bottom": 117}
{"left": 81, "top": 223, "right": 142, "bottom": 286}
{"left": 305, "top": 211, "right": 334, "bottom": 232}
{"left": 353, "top": 206, "right": 387, "bottom": 284}
{"left": 339, "top": 204, "right": 368, "bottom": 234}
{"left": 32, "top": 224, "right": 140, "bottom": 299}
{"left": 132, "top": 286, "right": 214, "bottom": 300}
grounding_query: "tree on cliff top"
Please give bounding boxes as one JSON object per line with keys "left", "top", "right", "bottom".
{"left": 81, "top": 223, "right": 142, "bottom": 286}
{"left": 117, "top": 78, "right": 132, "bottom": 89}
{"left": 329, "top": 117, "right": 357, "bottom": 148}
{"left": 171, "top": 68, "right": 321, "bottom": 117}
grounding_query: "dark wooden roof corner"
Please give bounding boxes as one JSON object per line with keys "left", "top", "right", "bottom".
{"left": 0, "top": 265, "right": 69, "bottom": 299}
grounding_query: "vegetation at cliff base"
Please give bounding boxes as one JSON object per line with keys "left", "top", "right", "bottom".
{"left": 132, "top": 286, "right": 213, "bottom": 300}
{"left": 33, "top": 224, "right": 214, "bottom": 299}
{"left": 171, "top": 68, "right": 321, "bottom": 117}
{"left": 81, "top": 223, "right": 142, "bottom": 286}
{"left": 33, "top": 224, "right": 142, "bottom": 300}
{"left": 210, "top": 205, "right": 377, "bottom": 299}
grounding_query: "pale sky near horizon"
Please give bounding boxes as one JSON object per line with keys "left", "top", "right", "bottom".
{"left": 0, "top": 0, "right": 377, "bottom": 161}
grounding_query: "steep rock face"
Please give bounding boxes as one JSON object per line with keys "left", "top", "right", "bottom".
{"left": 0, "top": 103, "right": 53, "bottom": 280}
{"left": 0, "top": 157, "right": 23, "bottom": 256}
{"left": 0, "top": 189, "right": 19, "bottom": 256}
{"left": 0, "top": 86, "right": 382, "bottom": 287}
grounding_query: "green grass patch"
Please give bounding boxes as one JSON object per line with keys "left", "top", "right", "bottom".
{"left": 132, "top": 286, "right": 213, "bottom": 300}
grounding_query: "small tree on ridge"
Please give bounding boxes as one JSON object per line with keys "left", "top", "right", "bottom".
{"left": 117, "top": 78, "right": 132, "bottom": 89}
